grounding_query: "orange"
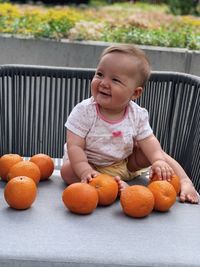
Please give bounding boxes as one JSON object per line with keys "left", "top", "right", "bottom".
{"left": 4, "top": 176, "right": 37, "bottom": 210}
{"left": 148, "top": 180, "right": 177, "bottom": 212}
{"left": 89, "top": 174, "right": 119, "bottom": 206}
{"left": 151, "top": 173, "right": 162, "bottom": 182}
{"left": 7, "top": 161, "right": 41, "bottom": 184}
{"left": 169, "top": 174, "right": 181, "bottom": 195}
{"left": 120, "top": 185, "right": 155, "bottom": 218}
{"left": 30, "top": 153, "right": 54, "bottom": 180}
{"left": 151, "top": 173, "right": 181, "bottom": 195}
{"left": 0, "top": 154, "right": 23, "bottom": 181}
{"left": 62, "top": 183, "right": 98, "bottom": 215}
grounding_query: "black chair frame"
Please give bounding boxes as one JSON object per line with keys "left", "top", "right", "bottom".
{"left": 0, "top": 64, "right": 200, "bottom": 192}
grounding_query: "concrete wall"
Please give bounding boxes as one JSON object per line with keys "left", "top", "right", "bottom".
{"left": 0, "top": 35, "right": 199, "bottom": 76}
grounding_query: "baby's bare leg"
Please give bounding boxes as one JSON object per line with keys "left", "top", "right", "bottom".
{"left": 114, "top": 176, "right": 129, "bottom": 193}
{"left": 127, "top": 145, "right": 150, "bottom": 172}
{"left": 60, "top": 160, "right": 80, "bottom": 185}
{"left": 163, "top": 153, "right": 199, "bottom": 204}
{"left": 127, "top": 146, "right": 199, "bottom": 204}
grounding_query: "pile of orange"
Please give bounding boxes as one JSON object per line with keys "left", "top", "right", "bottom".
{"left": 0, "top": 153, "right": 180, "bottom": 217}
{"left": 120, "top": 175, "right": 179, "bottom": 218}
{"left": 62, "top": 172, "right": 180, "bottom": 217}
{"left": 151, "top": 173, "right": 181, "bottom": 195}
{"left": 0, "top": 153, "right": 54, "bottom": 183}
{"left": 0, "top": 153, "right": 54, "bottom": 210}
{"left": 62, "top": 174, "right": 119, "bottom": 214}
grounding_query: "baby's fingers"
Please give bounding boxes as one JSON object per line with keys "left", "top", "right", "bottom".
{"left": 81, "top": 175, "right": 92, "bottom": 183}
{"left": 91, "top": 171, "right": 100, "bottom": 178}
{"left": 152, "top": 166, "right": 162, "bottom": 179}
{"left": 166, "top": 168, "right": 174, "bottom": 181}
{"left": 81, "top": 178, "right": 88, "bottom": 183}
{"left": 151, "top": 166, "right": 173, "bottom": 181}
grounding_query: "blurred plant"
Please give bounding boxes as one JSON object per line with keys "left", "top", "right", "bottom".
{"left": 102, "top": 25, "right": 200, "bottom": 50}
{"left": 0, "top": 2, "right": 199, "bottom": 50}
{"left": 34, "top": 10, "right": 75, "bottom": 39}
{"left": 0, "top": 3, "right": 84, "bottom": 38}
{"left": 68, "top": 20, "right": 104, "bottom": 40}
{"left": 168, "top": 0, "right": 199, "bottom": 15}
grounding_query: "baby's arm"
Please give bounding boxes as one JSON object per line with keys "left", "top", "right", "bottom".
{"left": 138, "top": 134, "right": 174, "bottom": 180}
{"left": 67, "top": 130, "right": 99, "bottom": 182}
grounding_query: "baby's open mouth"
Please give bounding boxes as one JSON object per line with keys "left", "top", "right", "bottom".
{"left": 99, "top": 91, "right": 111, "bottom": 96}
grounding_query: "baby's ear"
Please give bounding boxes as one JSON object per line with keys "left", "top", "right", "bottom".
{"left": 131, "top": 87, "right": 143, "bottom": 100}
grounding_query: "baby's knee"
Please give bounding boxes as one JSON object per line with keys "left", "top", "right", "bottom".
{"left": 127, "top": 148, "right": 150, "bottom": 172}
{"left": 60, "top": 162, "right": 79, "bottom": 185}
{"left": 60, "top": 163, "right": 69, "bottom": 184}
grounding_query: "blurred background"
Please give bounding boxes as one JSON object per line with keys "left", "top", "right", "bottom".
{"left": 2, "top": 0, "right": 200, "bottom": 16}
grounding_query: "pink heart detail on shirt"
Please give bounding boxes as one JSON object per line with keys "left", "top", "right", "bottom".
{"left": 112, "top": 131, "right": 123, "bottom": 137}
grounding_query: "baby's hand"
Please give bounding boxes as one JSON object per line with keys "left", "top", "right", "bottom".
{"left": 150, "top": 160, "right": 174, "bottom": 181}
{"left": 80, "top": 169, "right": 100, "bottom": 183}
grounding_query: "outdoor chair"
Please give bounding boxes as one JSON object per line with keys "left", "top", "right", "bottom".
{"left": 0, "top": 64, "right": 200, "bottom": 192}
{"left": 1, "top": 64, "right": 200, "bottom": 267}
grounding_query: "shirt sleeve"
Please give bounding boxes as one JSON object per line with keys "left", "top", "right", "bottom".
{"left": 65, "top": 101, "right": 93, "bottom": 138}
{"left": 136, "top": 107, "right": 153, "bottom": 140}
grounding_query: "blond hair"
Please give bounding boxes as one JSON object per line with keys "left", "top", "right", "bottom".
{"left": 100, "top": 44, "right": 151, "bottom": 87}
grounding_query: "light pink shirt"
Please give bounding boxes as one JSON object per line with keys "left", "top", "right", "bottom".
{"left": 65, "top": 97, "right": 153, "bottom": 166}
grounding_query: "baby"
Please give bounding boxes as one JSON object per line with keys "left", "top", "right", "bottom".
{"left": 61, "top": 44, "right": 199, "bottom": 204}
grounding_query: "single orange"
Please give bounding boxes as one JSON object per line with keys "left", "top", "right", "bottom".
{"left": 169, "top": 174, "right": 181, "bottom": 195}
{"left": 89, "top": 174, "right": 119, "bottom": 206}
{"left": 0, "top": 154, "right": 23, "bottom": 181}
{"left": 151, "top": 173, "right": 181, "bottom": 195}
{"left": 62, "top": 183, "right": 98, "bottom": 215}
{"left": 151, "top": 173, "right": 162, "bottom": 182}
{"left": 7, "top": 161, "right": 41, "bottom": 184}
{"left": 30, "top": 153, "right": 54, "bottom": 180}
{"left": 120, "top": 185, "right": 155, "bottom": 218}
{"left": 4, "top": 176, "right": 37, "bottom": 210}
{"left": 148, "top": 180, "right": 177, "bottom": 212}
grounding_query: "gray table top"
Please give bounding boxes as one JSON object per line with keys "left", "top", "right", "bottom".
{"left": 0, "top": 171, "right": 200, "bottom": 267}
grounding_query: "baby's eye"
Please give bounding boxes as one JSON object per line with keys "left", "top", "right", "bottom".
{"left": 95, "top": 71, "right": 103, "bottom": 77}
{"left": 113, "top": 78, "right": 121, "bottom": 83}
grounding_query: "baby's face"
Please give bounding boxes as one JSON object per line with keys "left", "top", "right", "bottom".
{"left": 91, "top": 52, "right": 141, "bottom": 114}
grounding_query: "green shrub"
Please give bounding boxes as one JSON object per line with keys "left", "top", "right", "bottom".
{"left": 102, "top": 26, "right": 200, "bottom": 50}
{"left": 0, "top": 2, "right": 199, "bottom": 50}
{"left": 168, "top": 0, "right": 199, "bottom": 15}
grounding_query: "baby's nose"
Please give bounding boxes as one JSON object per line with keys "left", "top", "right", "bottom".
{"left": 100, "top": 78, "right": 109, "bottom": 88}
